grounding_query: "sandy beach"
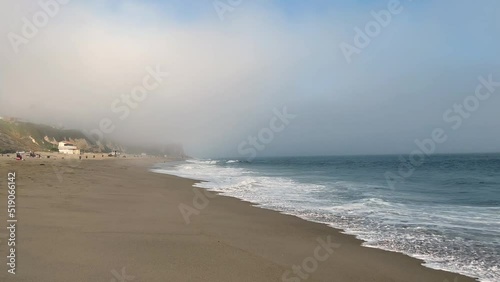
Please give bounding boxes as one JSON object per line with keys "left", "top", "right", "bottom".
{"left": 0, "top": 157, "right": 477, "bottom": 282}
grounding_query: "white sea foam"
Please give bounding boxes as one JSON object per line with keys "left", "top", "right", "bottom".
{"left": 152, "top": 159, "right": 500, "bottom": 282}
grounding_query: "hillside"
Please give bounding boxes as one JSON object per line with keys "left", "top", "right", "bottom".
{"left": 0, "top": 118, "right": 122, "bottom": 154}
{"left": 0, "top": 118, "right": 187, "bottom": 158}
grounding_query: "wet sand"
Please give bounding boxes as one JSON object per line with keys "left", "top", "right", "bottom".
{"left": 0, "top": 157, "right": 477, "bottom": 281}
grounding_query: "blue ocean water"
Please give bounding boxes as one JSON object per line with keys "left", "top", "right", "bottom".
{"left": 152, "top": 154, "right": 500, "bottom": 282}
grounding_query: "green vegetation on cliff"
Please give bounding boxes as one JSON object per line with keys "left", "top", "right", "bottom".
{"left": 0, "top": 118, "right": 186, "bottom": 157}
{"left": 0, "top": 118, "right": 119, "bottom": 153}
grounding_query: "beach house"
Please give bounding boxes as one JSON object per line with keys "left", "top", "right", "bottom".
{"left": 58, "top": 141, "right": 81, "bottom": 155}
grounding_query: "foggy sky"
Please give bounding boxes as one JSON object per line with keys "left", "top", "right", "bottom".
{"left": 1, "top": 0, "right": 500, "bottom": 158}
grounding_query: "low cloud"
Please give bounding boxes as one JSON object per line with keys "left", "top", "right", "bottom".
{"left": 1, "top": 0, "right": 499, "bottom": 157}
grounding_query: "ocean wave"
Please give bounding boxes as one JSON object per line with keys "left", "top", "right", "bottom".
{"left": 152, "top": 159, "right": 499, "bottom": 282}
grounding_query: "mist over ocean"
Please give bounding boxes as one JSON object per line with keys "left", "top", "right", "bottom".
{"left": 153, "top": 154, "right": 500, "bottom": 282}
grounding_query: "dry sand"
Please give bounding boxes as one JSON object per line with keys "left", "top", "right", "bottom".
{"left": 0, "top": 157, "right": 477, "bottom": 282}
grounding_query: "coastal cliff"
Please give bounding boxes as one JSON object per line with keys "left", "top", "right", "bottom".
{"left": 0, "top": 118, "right": 185, "bottom": 157}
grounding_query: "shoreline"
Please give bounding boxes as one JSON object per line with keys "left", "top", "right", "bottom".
{"left": 149, "top": 160, "right": 480, "bottom": 281}
{"left": 0, "top": 158, "right": 477, "bottom": 281}
{"left": 172, "top": 184, "right": 480, "bottom": 282}
{"left": 153, "top": 161, "right": 482, "bottom": 282}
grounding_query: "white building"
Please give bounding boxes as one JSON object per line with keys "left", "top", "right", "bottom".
{"left": 58, "top": 141, "right": 80, "bottom": 155}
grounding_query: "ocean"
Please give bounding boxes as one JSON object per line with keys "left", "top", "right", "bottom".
{"left": 151, "top": 154, "right": 500, "bottom": 282}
